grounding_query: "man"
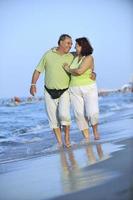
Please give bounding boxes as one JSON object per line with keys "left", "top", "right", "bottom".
{"left": 30, "top": 34, "right": 73, "bottom": 147}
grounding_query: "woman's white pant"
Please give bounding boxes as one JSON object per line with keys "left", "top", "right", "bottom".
{"left": 44, "top": 89, "right": 71, "bottom": 129}
{"left": 69, "top": 83, "right": 99, "bottom": 131}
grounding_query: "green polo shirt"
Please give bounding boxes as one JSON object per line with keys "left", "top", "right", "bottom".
{"left": 36, "top": 48, "right": 74, "bottom": 89}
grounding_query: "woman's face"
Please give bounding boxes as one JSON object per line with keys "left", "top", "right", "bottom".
{"left": 75, "top": 42, "right": 82, "bottom": 55}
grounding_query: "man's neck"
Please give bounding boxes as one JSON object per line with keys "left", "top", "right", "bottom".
{"left": 56, "top": 47, "right": 66, "bottom": 55}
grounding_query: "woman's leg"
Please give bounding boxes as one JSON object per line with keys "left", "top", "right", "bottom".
{"left": 70, "top": 87, "right": 90, "bottom": 140}
{"left": 84, "top": 84, "right": 100, "bottom": 140}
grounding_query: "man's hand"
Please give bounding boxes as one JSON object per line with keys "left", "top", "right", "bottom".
{"left": 30, "top": 85, "right": 37, "bottom": 96}
{"left": 30, "top": 70, "right": 40, "bottom": 96}
{"left": 90, "top": 71, "right": 96, "bottom": 80}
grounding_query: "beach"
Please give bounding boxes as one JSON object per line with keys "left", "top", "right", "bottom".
{"left": 0, "top": 93, "right": 133, "bottom": 200}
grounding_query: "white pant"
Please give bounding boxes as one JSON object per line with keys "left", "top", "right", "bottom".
{"left": 69, "top": 83, "right": 99, "bottom": 130}
{"left": 44, "top": 89, "right": 71, "bottom": 129}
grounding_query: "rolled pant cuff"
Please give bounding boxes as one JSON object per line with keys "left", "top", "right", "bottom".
{"left": 60, "top": 121, "right": 71, "bottom": 126}
{"left": 90, "top": 113, "right": 99, "bottom": 125}
{"left": 79, "top": 126, "right": 89, "bottom": 131}
{"left": 49, "top": 124, "right": 60, "bottom": 129}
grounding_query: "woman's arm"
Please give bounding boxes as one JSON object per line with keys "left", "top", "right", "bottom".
{"left": 63, "top": 55, "right": 94, "bottom": 76}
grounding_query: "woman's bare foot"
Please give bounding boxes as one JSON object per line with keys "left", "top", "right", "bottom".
{"left": 64, "top": 143, "right": 71, "bottom": 148}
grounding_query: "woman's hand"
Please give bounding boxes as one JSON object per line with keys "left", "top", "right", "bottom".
{"left": 62, "top": 63, "right": 70, "bottom": 73}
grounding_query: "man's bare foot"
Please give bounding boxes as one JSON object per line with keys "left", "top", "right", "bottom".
{"left": 84, "top": 137, "right": 90, "bottom": 143}
{"left": 94, "top": 133, "right": 100, "bottom": 140}
{"left": 57, "top": 143, "right": 63, "bottom": 148}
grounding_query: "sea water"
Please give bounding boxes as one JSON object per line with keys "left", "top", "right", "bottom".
{"left": 0, "top": 92, "right": 133, "bottom": 163}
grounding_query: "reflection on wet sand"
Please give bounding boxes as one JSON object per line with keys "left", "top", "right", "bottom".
{"left": 86, "top": 143, "right": 104, "bottom": 164}
{"left": 59, "top": 144, "right": 113, "bottom": 193}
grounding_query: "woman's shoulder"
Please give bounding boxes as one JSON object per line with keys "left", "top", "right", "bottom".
{"left": 83, "top": 55, "right": 94, "bottom": 63}
{"left": 85, "top": 54, "right": 93, "bottom": 59}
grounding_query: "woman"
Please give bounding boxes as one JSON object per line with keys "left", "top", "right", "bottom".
{"left": 63, "top": 37, "right": 100, "bottom": 141}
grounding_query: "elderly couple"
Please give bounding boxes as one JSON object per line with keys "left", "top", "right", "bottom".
{"left": 30, "top": 34, "right": 100, "bottom": 148}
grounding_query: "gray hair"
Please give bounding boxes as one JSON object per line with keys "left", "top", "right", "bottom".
{"left": 58, "top": 34, "right": 71, "bottom": 45}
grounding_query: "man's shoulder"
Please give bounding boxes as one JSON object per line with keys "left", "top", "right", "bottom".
{"left": 41, "top": 49, "right": 53, "bottom": 58}
{"left": 67, "top": 52, "right": 75, "bottom": 59}
{"left": 46, "top": 48, "right": 53, "bottom": 54}
{"left": 70, "top": 51, "right": 76, "bottom": 57}
{"left": 70, "top": 51, "right": 76, "bottom": 56}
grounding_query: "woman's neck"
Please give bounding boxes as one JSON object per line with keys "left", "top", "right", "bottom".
{"left": 77, "top": 55, "right": 83, "bottom": 62}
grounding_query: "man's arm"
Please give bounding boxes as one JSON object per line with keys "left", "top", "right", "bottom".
{"left": 30, "top": 70, "right": 40, "bottom": 96}
{"left": 90, "top": 71, "right": 96, "bottom": 80}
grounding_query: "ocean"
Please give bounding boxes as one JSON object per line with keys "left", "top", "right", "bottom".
{"left": 0, "top": 92, "right": 133, "bottom": 164}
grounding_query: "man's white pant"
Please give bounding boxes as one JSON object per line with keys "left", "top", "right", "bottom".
{"left": 44, "top": 89, "right": 71, "bottom": 129}
{"left": 69, "top": 83, "right": 99, "bottom": 131}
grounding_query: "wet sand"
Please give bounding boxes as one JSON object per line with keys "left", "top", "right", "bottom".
{"left": 0, "top": 137, "right": 133, "bottom": 200}
{"left": 52, "top": 138, "right": 133, "bottom": 200}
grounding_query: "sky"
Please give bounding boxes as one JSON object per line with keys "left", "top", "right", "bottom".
{"left": 0, "top": 0, "right": 133, "bottom": 98}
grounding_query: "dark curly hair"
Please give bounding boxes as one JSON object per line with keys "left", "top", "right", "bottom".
{"left": 75, "top": 37, "right": 93, "bottom": 56}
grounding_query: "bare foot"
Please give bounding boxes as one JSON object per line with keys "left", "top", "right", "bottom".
{"left": 64, "top": 143, "right": 71, "bottom": 148}
{"left": 56, "top": 143, "right": 63, "bottom": 150}
{"left": 94, "top": 133, "right": 100, "bottom": 140}
{"left": 84, "top": 137, "right": 90, "bottom": 143}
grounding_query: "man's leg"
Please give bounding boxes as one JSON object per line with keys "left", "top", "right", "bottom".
{"left": 92, "top": 123, "right": 100, "bottom": 140}
{"left": 63, "top": 125, "right": 71, "bottom": 147}
{"left": 59, "top": 91, "right": 71, "bottom": 147}
{"left": 53, "top": 128, "right": 63, "bottom": 146}
{"left": 44, "top": 90, "right": 63, "bottom": 145}
{"left": 82, "top": 128, "right": 90, "bottom": 141}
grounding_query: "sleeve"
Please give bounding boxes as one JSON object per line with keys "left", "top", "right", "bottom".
{"left": 36, "top": 52, "right": 47, "bottom": 73}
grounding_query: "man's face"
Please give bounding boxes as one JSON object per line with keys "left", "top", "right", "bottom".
{"left": 60, "top": 37, "right": 72, "bottom": 53}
